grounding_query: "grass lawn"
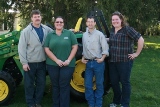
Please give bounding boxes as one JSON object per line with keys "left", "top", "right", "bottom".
{"left": 2, "top": 36, "right": 160, "bottom": 107}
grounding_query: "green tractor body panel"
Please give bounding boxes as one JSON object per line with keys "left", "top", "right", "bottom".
{"left": 0, "top": 31, "right": 19, "bottom": 57}
{"left": 12, "top": 55, "right": 24, "bottom": 76}
{"left": 0, "top": 31, "right": 18, "bottom": 67}
{"left": 0, "top": 58, "right": 7, "bottom": 69}
{"left": 0, "top": 31, "right": 20, "bottom": 68}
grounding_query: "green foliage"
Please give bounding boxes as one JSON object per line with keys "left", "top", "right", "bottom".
{"left": 0, "top": 0, "right": 159, "bottom": 35}
{"left": 0, "top": 0, "right": 16, "bottom": 31}
{"left": 145, "top": 22, "right": 160, "bottom": 36}
{"left": 99, "top": 0, "right": 160, "bottom": 35}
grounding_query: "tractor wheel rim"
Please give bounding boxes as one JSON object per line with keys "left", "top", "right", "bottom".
{"left": 0, "top": 80, "right": 9, "bottom": 101}
{"left": 70, "top": 60, "right": 96, "bottom": 93}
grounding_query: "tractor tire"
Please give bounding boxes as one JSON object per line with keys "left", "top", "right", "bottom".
{"left": 70, "top": 44, "right": 111, "bottom": 100}
{"left": 0, "top": 71, "right": 16, "bottom": 106}
{"left": 3, "top": 57, "right": 23, "bottom": 86}
{"left": 70, "top": 60, "right": 86, "bottom": 100}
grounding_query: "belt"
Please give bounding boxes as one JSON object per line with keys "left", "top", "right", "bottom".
{"left": 85, "top": 58, "right": 96, "bottom": 61}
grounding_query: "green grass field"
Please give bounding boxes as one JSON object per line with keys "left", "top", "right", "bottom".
{"left": 3, "top": 36, "right": 160, "bottom": 107}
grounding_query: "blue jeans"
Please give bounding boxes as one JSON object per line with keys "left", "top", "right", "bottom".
{"left": 109, "top": 61, "right": 133, "bottom": 107}
{"left": 47, "top": 65, "right": 74, "bottom": 107}
{"left": 24, "top": 61, "right": 46, "bottom": 106}
{"left": 85, "top": 60, "right": 105, "bottom": 107}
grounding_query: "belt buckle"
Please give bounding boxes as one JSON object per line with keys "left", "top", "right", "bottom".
{"left": 88, "top": 58, "right": 96, "bottom": 61}
{"left": 85, "top": 57, "right": 96, "bottom": 61}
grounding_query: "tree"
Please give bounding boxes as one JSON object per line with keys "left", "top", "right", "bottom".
{"left": 0, "top": 0, "right": 159, "bottom": 35}
{"left": 0, "top": 0, "right": 17, "bottom": 31}
{"left": 99, "top": 0, "right": 159, "bottom": 35}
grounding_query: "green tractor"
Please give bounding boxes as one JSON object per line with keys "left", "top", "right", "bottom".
{"left": 0, "top": 8, "right": 111, "bottom": 106}
{"left": 0, "top": 30, "right": 23, "bottom": 105}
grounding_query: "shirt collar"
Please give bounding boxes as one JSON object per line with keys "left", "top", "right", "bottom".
{"left": 31, "top": 23, "right": 42, "bottom": 29}
{"left": 52, "top": 29, "right": 65, "bottom": 34}
{"left": 30, "top": 23, "right": 44, "bottom": 30}
{"left": 87, "top": 28, "right": 96, "bottom": 34}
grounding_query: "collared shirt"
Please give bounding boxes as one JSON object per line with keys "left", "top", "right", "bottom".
{"left": 82, "top": 28, "right": 109, "bottom": 59}
{"left": 109, "top": 26, "right": 141, "bottom": 62}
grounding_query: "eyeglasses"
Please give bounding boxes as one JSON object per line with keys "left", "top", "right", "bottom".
{"left": 55, "top": 21, "right": 64, "bottom": 24}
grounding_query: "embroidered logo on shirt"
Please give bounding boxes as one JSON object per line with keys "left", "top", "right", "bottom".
{"left": 64, "top": 37, "right": 68, "bottom": 39}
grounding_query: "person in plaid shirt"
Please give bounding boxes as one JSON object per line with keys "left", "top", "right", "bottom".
{"left": 108, "top": 11, "right": 144, "bottom": 107}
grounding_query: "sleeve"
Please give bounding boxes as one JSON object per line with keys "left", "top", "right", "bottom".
{"left": 48, "top": 27, "right": 54, "bottom": 33}
{"left": 43, "top": 24, "right": 53, "bottom": 34}
{"left": 70, "top": 31, "right": 78, "bottom": 45}
{"left": 100, "top": 32, "right": 109, "bottom": 56}
{"left": 127, "top": 26, "right": 141, "bottom": 42}
{"left": 18, "top": 30, "right": 28, "bottom": 65}
{"left": 82, "top": 34, "right": 84, "bottom": 55}
{"left": 44, "top": 33, "right": 50, "bottom": 47}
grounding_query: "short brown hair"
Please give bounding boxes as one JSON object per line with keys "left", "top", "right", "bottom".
{"left": 87, "top": 16, "right": 96, "bottom": 22}
{"left": 112, "top": 11, "right": 128, "bottom": 27}
{"left": 30, "top": 10, "right": 41, "bottom": 17}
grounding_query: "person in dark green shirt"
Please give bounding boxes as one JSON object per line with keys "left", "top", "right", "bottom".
{"left": 44, "top": 16, "right": 78, "bottom": 107}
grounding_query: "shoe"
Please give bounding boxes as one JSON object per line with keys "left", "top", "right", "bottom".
{"left": 35, "top": 104, "right": 42, "bottom": 107}
{"left": 109, "top": 103, "right": 118, "bottom": 107}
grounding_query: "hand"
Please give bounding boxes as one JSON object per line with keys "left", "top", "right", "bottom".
{"left": 62, "top": 60, "right": 70, "bottom": 66}
{"left": 23, "top": 64, "right": 30, "bottom": 71}
{"left": 81, "top": 58, "right": 88, "bottom": 64}
{"left": 128, "top": 53, "right": 138, "bottom": 60}
{"left": 106, "top": 38, "right": 109, "bottom": 42}
{"left": 56, "top": 59, "right": 64, "bottom": 67}
{"left": 95, "top": 58, "right": 104, "bottom": 63}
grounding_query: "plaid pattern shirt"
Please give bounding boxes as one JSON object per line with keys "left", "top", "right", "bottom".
{"left": 109, "top": 26, "right": 141, "bottom": 62}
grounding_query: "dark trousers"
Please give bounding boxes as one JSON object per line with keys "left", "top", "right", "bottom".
{"left": 47, "top": 65, "right": 74, "bottom": 107}
{"left": 109, "top": 61, "right": 133, "bottom": 107}
{"left": 24, "top": 61, "right": 46, "bottom": 106}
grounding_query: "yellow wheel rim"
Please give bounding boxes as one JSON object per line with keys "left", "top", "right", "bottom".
{"left": 0, "top": 80, "right": 9, "bottom": 101}
{"left": 70, "top": 60, "right": 96, "bottom": 93}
